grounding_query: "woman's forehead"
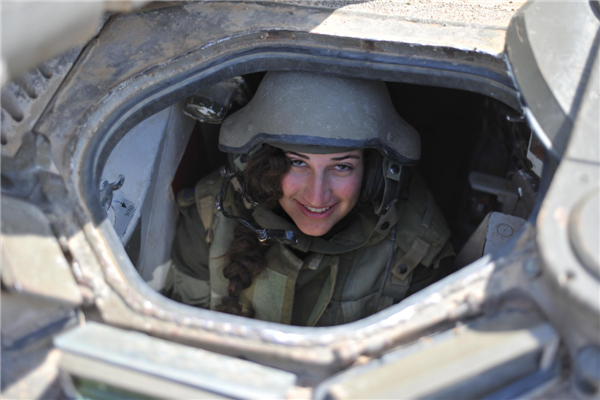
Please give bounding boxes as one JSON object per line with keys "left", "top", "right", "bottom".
{"left": 285, "top": 149, "right": 363, "bottom": 160}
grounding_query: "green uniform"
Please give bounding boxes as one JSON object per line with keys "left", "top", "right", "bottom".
{"left": 163, "top": 168, "right": 454, "bottom": 326}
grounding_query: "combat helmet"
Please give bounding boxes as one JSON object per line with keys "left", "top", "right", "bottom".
{"left": 221, "top": 71, "right": 420, "bottom": 208}
{"left": 217, "top": 71, "right": 421, "bottom": 247}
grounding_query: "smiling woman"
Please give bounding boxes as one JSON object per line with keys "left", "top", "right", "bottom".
{"left": 162, "top": 71, "right": 454, "bottom": 326}
{"left": 279, "top": 150, "right": 364, "bottom": 236}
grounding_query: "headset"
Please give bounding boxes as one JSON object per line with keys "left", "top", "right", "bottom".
{"left": 216, "top": 171, "right": 299, "bottom": 245}
{"left": 217, "top": 146, "right": 411, "bottom": 245}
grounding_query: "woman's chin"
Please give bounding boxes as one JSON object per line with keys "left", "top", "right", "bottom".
{"left": 296, "top": 221, "right": 334, "bottom": 237}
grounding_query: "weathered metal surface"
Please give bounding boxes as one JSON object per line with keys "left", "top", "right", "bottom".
{"left": 35, "top": 1, "right": 515, "bottom": 181}
{"left": 274, "top": 0, "right": 526, "bottom": 27}
{"left": 519, "top": 2, "right": 600, "bottom": 366}
{"left": 1, "top": 291, "right": 78, "bottom": 400}
{"left": 307, "top": 5, "right": 506, "bottom": 53}
{"left": 314, "top": 311, "right": 558, "bottom": 399}
{"left": 76, "top": 218, "right": 544, "bottom": 383}
{"left": 454, "top": 211, "right": 526, "bottom": 268}
{"left": 484, "top": 212, "right": 526, "bottom": 255}
{"left": 454, "top": 212, "right": 492, "bottom": 269}
{"left": 55, "top": 322, "right": 297, "bottom": 399}
{"left": 30, "top": 8, "right": 520, "bottom": 367}
{"left": 1, "top": 346, "right": 65, "bottom": 400}
{"left": 1, "top": 196, "right": 82, "bottom": 305}
{"left": 5, "top": 0, "right": 584, "bottom": 391}
{"left": 569, "top": 189, "right": 600, "bottom": 280}
{"left": 1, "top": 47, "right": 84, "bottom": 158}
{"left": 1, "top": 129, "right": 63, "bottom": 208}
{"left": 109, "top": 194, "right": 136, "bottom": 239}
{"left": 15, "top": 1, "right": 523, "bottom": 376}
{"left": 1, "top": 2, "right": 149, "bottom": 86}
{"left": 505, "top": 1, "right": 599, "bottom": 161}
{"left": 1, "top": 2, "right": 101, "bottom": 84}
{"left": 1, "top": 292, "right": 78, "bottom": 350}
{"left": 534, "top": 157, "right": 600, "bottom": 348}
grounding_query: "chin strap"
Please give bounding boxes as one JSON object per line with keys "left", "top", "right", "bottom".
{"left": 216, "top": 172, "right": 299, "bottom": 245}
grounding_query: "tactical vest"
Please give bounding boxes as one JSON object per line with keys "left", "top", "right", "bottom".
{"left": 172, "top": 168, "right": 453, "bottom": 326}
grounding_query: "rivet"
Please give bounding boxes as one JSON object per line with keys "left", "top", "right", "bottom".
{"left": 240, "top": 154, "right": 250, "bottom": 163}
{"left": 380, "top": 221, "right": 390, "bottom": 230}
{"left": 390, "top": 164, "right": 400, "bottom": 174}
{"left": 398, "top": 264, "right": 408, "bottom": 274}
{"left": 497, "top": 223, "right": 514, "bottom": 237}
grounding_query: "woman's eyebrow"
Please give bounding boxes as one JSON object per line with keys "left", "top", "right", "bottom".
{"left": 286, "top": 151, "right": 310, "bottom": 159}
{"left": 330, "top": 155, "right": 360, "bottom": 161}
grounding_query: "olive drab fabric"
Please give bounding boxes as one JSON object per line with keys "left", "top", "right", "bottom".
{"left": 163, "top": 168, "right": 454, "bottom": 326}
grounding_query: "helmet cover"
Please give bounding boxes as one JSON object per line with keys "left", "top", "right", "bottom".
{"left": 219, "top": 71, "right": 421, "bottom": 165}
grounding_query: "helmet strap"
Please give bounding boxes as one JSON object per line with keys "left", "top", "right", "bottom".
{"left": 216, "top": 172, "right": 299, "bottom": 245}
{"left": 374, "top": 159, "right": 402, "bottom": 215}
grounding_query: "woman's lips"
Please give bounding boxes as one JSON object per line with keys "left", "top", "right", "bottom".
{"left": 295, "top": 200, "right": 338, "bottom": 219}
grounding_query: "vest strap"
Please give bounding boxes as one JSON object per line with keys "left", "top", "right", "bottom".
{"left": 391, "top": 237, "right": 431, "bottom": 281}
{"left": 198, "top": 195, "right": 216, "bottom": 243}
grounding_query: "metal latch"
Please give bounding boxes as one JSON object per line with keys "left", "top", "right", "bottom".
{"left": 99, "top": 175, "right": 125, "bottom": 212}
{"left": 99, "top": 175, "right": 136, "bottom": 239}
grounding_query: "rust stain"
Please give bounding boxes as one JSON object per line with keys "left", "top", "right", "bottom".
{"left": 361, "top": 40, "right": 382, "bottom": 52}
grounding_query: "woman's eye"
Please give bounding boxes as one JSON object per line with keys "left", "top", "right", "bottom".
{"left": 290, "top": 159, "right": 306, "bottom": 167}
{"left": 334, "top": 164, "right": 354, "bottom": 172}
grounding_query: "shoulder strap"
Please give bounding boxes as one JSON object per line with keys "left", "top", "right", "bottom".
{"left": 394, "top": 170, "right": 452, "bottom": 267}
{"left": 190, "top": 169, "right": 226, "bottom": 243}
{"left": 391, "top": 237, "right": 430, "bottom": 280}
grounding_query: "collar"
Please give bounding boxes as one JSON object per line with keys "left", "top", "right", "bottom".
{"left": 252, "top": 204, "right": 392, "bottom": 255}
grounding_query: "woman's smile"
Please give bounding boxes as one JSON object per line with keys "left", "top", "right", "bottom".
{"left": 296, "top": 200, "right": 338, "bottom": 219}
{"left": 279, "top": 150, "right": 364, "bottom": 236}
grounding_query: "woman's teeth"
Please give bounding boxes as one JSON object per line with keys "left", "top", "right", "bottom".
{"left": 304, "top": 205, "right": 331, "bottom": 213}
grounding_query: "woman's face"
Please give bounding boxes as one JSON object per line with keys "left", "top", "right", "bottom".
{"left": 279, "top": 150, "right": 364, "bottom": 236}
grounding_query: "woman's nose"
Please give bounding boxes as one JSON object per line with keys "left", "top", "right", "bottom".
{"left": 304, "top": 171, "right": 330, "bottom": 206}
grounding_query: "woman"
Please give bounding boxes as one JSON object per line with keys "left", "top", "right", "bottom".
{"left": 163, "top": 72, "right": 454, "bottom": 326}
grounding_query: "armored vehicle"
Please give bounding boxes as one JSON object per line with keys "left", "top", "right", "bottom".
{"left": 2, "top": 1, "right": 598, "bottom": 398}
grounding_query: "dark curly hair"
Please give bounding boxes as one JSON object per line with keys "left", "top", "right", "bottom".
{"left": 214, "top": 145, "right": 290, "bottom": 316}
